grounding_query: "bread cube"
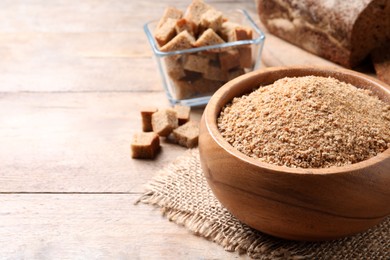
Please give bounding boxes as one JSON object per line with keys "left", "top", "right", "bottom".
{"left": 235, "top": 26, "right": 253, "bottom": 41}
{"left": 172, "top": 79, "right": 196, "bottom": 100}
{"left": 220, "top": 21, "right": 253, "bottom": 42}
{"left": 131, "top": 132, "right": 160, "bottom": 159}
{"left": 184, "top": 0, "right": 212, "bottom": 30}
{"left": 227, "top": 68, "right": 245, "bottom": 81}
{"left": 172, "top": 78, "right": 200, "bottom": 100}
{"left": 183, "top": 54, "right": 209, "bottom": 73}
{"left": 155, "top": 18, "right": 178, "bottom": 46}
{"left": 193, "top": 77, "right": 223, "bottom": 95}
{"left": 160, "top": 30, "right": 195, "bottom": 52}
{"left": 172, "top": 121, "right": 199, "bottom": 148}
{"left": 219, "top": 21, "right": 239, "bottom": 42}
{"left": 239, "top": 46, "right": 252, "bottom": 68}
{"left": 200, "top": 52, "right": 219, "bottom": 61}
{"left": 174, "top": 105, "right": 191, "bottom": 125}
{"left": 203, "top": 64, "right": 228, "bottom": 81}
{"left": 157, "top": 7, "right": 183, "bottom": 29}
{"left": 175, "top": 18, "right": 196, "bottom": 36}
{"left": 200, "top": 9, "right": 223, "bottom": 32}
{"left": 152, "top": 109, "right": 178, "bottom": 137}
{"left": 165, "top": 57, "right": 186, "bottom": 79}
{"left": 194, "top": 28, "right": 225, "bottom": 48}
{"left": 173, "top": 73, "right": 223, "bottom": 99}
{"left": 219, "top": 49, "right": 240, "bottom": 71}
{"left": 141, "top": 107, "right": 158, "bottom": 132}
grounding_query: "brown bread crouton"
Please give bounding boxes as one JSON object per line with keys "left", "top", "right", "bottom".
{"left": 151, "top": 109, "right": 178, "bottom": 136}
{"left": 219, "top": 21, "right": 253, "bottom": 42}
{"left": 219, "top": 49, "right": 240, "bottom": 71}
{"left": 227, "top": 68, "right": 245, "bottom": 81}
{"left": 164, "top": 57, "right": 186, "bottom": 79}
{"left": 184, "top": 0, "right": 212, "bottom": 31}
{"left": 157, "top": 7, "right": 183, "bottom": 29}
{"left": 238, "top": 46, "right": 252, "bottom": 68}
{"left": 200, "top": 9, "right": 223, "bottom": 32}
{"left": 172, "top": 121, "right": 199, "bottom": 148}
{"left": 194, "top": 28, "right": 225, "bottom": 48}
{"left": 171, "top": 79, "right": 195, "bottom": 100}
{"left": 160, "top": 30, "right": 195, "bottom": 52}
{"left": 140, "top": 107, "right": 158, "bottom": 132}
{"left": 175, "top": 18, "right": 196, "bottom": 36}
{"left": 131, "top": 132, "right": 160, "bottom": 159}
{"left": 183, "top": 54, "right": 209, "bottom": 73}
{"left": 174, "top": 105, "right": 191, "bottom": 125}
{"left": 155, "top": 18, "right": 178, "bottom": 46}
{"left": 203, "top": 63, "right": 228, "bottom": 81}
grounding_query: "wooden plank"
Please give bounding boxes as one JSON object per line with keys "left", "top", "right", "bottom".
{"left": 0, "top": 31, "right": 161, "bottom": 92}
{"left": 0, "top": 194, "right": 245, "bottom": 259}
{"left": 0, "top": 55, "right": 163, "bottom": 92}
{"left": 0, "top": 92, "right": 203, "bottom": 193}
{"left": 0, "top": 0, "right": 256, "bottom": 33}
{"left": 0, "top": 0, "right": 259, "bottom": 92}
{"left": 261, "top": 34, "right": 342, "bottom": 68}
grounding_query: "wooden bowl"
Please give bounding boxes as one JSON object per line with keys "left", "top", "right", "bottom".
{"left": 199, "top": 66, "right": 390, "bottom": 241}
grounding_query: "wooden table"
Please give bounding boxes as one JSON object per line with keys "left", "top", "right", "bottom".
{"left": 0, "top": 1, "right": 349, "bottom": 259}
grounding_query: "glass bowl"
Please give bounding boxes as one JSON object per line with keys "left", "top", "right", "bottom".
{"left": 144, "top": 9, "right": 265, "bottom": 106}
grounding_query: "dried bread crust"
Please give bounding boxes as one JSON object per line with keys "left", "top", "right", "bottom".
{"left": 256, "top": 0, "right": 390, "bottom": 68}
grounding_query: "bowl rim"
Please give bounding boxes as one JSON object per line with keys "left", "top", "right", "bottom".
{"left": 204, "top": 66, "right": 390, "bottom": 175}
{"left": 143, "top": 9, "right": 266, "bottom": 57}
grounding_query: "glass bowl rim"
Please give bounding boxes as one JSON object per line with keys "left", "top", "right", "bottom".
{"left": 144, "top": 9, "right": 266, "bottom": 57}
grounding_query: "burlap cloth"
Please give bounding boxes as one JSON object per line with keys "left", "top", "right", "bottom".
{"left": 136, "top": 149, "right": 390, "bottom": 259}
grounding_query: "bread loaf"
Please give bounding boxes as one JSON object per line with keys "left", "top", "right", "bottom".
{"left": 371, "top": 44, "right": 390, "bottom": 85}
{"left": 256, "top": 0, "right": 390, "bottom": 68}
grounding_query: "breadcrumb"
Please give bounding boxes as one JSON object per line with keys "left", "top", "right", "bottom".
{"left": 218, "top": 76, "right": 390, "bottom": 168}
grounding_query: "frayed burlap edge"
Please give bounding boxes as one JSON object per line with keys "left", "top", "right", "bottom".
{"left": 136, "top": 149, "right": 389, "bottom": 260}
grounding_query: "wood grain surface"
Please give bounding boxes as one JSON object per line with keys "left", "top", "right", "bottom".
{"left": 0, "top": 194, "right": 245, "bottom": 259}
{"left": 0, "top": 0, "right": 363, "bottom": 258}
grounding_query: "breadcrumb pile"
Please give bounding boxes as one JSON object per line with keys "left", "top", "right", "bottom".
{"left": 218, "top": 76, "right": 390, "bottom": 168}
